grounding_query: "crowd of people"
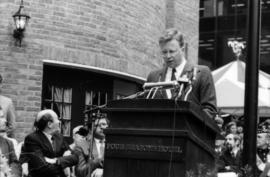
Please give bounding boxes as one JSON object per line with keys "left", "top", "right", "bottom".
{"left": 0, "top": 74, "right": 109, "bottom": 177}
{"left": 214, "top": 114, "right": 270, "bottom": 177}
{"left": 1, "top": 27, "right": 270, "bottom": 177}
{"left": 0, "top": 27, "right": 219, "bottom": 177}
{"left": 0, "top": 108, "right": 109, "bottom": 177}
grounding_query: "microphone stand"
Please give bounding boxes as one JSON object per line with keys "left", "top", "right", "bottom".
{"left": 143, "top": 78, "right": 189, "bottom": 100}
{"left": 84, "top": 104, "right": 106, "bottom": 175}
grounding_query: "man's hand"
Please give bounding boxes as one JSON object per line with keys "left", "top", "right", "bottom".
{"left": 91, "top": 168, "right": 103, "bottom": 177}
{"left": 64, "top": 167, "right": 71, "bottom": 177}
{"left": 22, "top": 163, "right": 29, "bottom": 176}
{"left": 92, "top": 158, "right": 104, "bottom": 167}
{"left": 45, "top": 157, "right": 57, "bottom": 164}
{"left": 225, "top": 166, "right": 231, "bottom": 170}
{"left": 63, "top": 150, "right": 71, "bottom": 156}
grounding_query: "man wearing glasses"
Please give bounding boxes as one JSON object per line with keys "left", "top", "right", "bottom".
{"left": 89, "top": 117, "right": 109, "bottom": 177}
{"left": 74, "top": 117, "right": 109, "bottom": 177}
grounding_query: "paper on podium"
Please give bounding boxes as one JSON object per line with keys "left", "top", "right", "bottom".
{"left": 217, "top": 172, "right": 238, "bottom": 177}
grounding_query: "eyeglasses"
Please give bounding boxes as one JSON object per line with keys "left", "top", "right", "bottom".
{"left": 161, "top": 48, "right": 184, "bottom": 57}
{"left": 161, "top": 49, "right": 178, "bottom": 56}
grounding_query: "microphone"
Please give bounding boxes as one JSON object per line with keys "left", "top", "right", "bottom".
{"left": 84, "top": 104, "right": 106, "bottom": 114}
{"left": 143, "top": 81, "right": 178, "bottom": 89}
{"left": 122, "top": 91, "right": 145, "bottom": 99}
{"left": 143, "top": 78, "right": 189, "bottom": 90}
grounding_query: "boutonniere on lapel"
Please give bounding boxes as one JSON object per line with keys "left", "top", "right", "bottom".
{"left": 179, "top": 67, "right": 197, "bottom": 101}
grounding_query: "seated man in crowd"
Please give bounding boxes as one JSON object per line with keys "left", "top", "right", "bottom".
{"left": 89, "top": 117, "right": 109, "bottom": 177}
{"left": 46, "top": 117, "right": 109, "bottom": 177}
{"left": 256, "top": 127, "right": 270, "bottom": 177}
{"left": 68, "top": 125, "right": 89, "bottom": 177}
{"left": 0, "top": 119, "right": 21, "bottom": 177}
{"left": 217, "top": 133, "right": 242, "bottom": 175}
{"left": 75, "top": 117, "right": 109, "bottom": 177}
{"left": 22, "top": 109, "right": 78, "bottom": 177}
{"left": 215, "top": 139, "right": 225, "bottom": 157}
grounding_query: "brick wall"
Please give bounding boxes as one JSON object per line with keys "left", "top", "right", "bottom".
{"left": 174, "top": 0, "right": 199, "bottom": 64}
{"left": 0, "top": 0, "right": 199, "bottom": 141}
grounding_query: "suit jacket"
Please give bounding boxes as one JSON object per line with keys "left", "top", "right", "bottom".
{"left": 217, "top": 149, "right": 242, "bottom": 174}
{"left": 0, "top": 95, "right": 16, "bottom": 137}
{"left": 256, "top": 148, "right": 270, "bottom": 177}
{"left": 22, "top": 131, "right": 77, "bottom": 177}
{"left": 146, "top": 62, "right": 217, "bottom": 118}
{"left": 74, "top": 139, "right": 103, "bottom": 177}
{"left": 0, "top": 136, "right": 22, "bottom": 177}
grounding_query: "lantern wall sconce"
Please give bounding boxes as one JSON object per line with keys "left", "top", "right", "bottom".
{"left": 12, "top": 0, "right": 30, "bottom": 46}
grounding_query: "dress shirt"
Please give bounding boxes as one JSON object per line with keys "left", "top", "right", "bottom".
{"left": 231, "top": 148, "right": 239, "bottom": 158}
{"left": 42, "top": 131, "right": 53, "bottom": 146}
{"left": 165, "top": 59, "right": 187, "bottom": 98}
{"left": 94, "top": 138, "right": 105, "bottom": 158}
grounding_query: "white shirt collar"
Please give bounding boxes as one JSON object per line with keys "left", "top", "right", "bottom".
{"left": 94, "top": 138, "right": 100, "bottom": 144}
{"left": 43, "top": 131, "right": 53, "bottom": 143}
{"left": 231, "top": 148, "right": 239, "bottom": 157}
{"left": 165, "top": 59, "right": 187, "bottom": 81}
{"left": 94, "top": 138, "right": 105, "bottom": 143}
{"left": 174, "top": 59, "right": 186, "bottom": 79}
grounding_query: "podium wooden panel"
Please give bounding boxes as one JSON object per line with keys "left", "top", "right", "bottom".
{"left": 102, "top": 99, "right": 219, "bottom": 177}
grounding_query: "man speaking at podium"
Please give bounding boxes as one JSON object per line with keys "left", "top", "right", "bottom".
{"left": 146, "top": 28, "right": 217, "bottom": 118}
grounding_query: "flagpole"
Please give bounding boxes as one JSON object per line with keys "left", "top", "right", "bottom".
{"left": 243, "top": 0, "right": 261, "bottom": 173}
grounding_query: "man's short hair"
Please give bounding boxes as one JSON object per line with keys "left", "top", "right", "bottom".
{"left": 94, "top": 117, "right": 110, "bottom": 127}
{"left": 159, "top": 28, "right": 185, "bottom": 48}
{"left": 34, "top": 109, "right": 57, "bottom": 131}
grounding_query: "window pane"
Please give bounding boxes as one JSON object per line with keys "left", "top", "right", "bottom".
{"left": 63, "top": 88, "right": 72, "bottom": 103}
{"left": 44, "top": 85, "right": 53, "bottom": 100}
{"left": 61, "top": 120, "right": 70, "bottom": 137}
{"left": 100, "top": 92, "right": 107, "bottom": 105}
{"left": 54, "top": 87, "right": 63, "bottom": 102}
{"left": 63, "top": 105, "right": 71, "bottom": 120}
{"left": 54, "top": 103, "right": 62, "bottom": 118}
{"left": 85, "top": 91, "right": 92, "bottom": 105}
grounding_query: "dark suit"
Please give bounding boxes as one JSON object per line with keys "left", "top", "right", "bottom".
{"left": 146, "top": 62, "right": 217, "bottom": 118}
{"left": 256, "top": 148, "right": 270, "bottom": 177}
{"left": 22, "top": 131, "right": 78, "bottom": 177}
{"left": 217, "top": 149, "right": 242, "bottom": 174}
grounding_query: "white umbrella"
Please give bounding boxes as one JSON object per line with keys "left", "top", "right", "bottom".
{"left": 212, "top": 60, "right": 270, "bottom": 116}
{"left": 213, "top": 60, "right": 270, "bottom": 89}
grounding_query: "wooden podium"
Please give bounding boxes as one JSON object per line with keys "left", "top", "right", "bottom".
{"left": 102, "top": 99, "right": 220, "bottom": 177}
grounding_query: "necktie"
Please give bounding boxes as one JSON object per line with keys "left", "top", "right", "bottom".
{"left": 231, "top": 151, "right": 235, "bottom": 158}
{"left": 51, "top": 136, "right": 55, "bottom": 152}
{"left": 171, "top": 68, "right": 176, "bottom": 81}
{"left": 170, "top": 68, "right": 177, "bottom": 98}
